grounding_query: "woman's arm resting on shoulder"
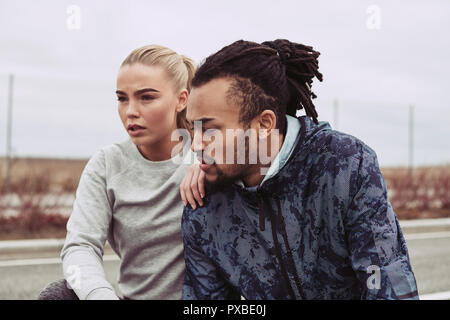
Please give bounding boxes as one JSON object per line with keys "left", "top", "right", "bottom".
{"left": 180, "top": 163, "right": 205, "bottom": 209}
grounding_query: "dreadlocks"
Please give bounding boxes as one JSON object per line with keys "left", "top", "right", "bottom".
{"left": 192, "top": 39, "right": 323, "bottom": 132}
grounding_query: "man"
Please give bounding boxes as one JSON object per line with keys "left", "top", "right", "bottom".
{"left": 180, "top": 39, "right": 418, "bottom": 299}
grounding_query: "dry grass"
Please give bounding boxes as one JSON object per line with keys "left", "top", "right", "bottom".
{"left": 0, "top": 157, "right": 86, "bottom": 240}
{"left": 0, "top": 157, "right": 449, "bottom": 239}
{"left": 0, "top": 157, "right": 87, "bottom": 193}
{"left": 381, "top": 166, "right": 450, "bottom": 219}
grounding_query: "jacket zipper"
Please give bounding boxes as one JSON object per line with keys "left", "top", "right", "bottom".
{"left": 275, "top": 198, "right": 306, "bottom": 299}
{"left": 260, "top": 196, "right": 296, "bottom": 299}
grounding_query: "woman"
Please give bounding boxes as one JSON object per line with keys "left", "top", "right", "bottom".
{"left": 38, "top": 44, "right": 202, "bottom": 300}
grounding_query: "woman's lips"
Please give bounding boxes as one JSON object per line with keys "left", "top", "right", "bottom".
{"left": 128, "top": 127, "right": 146, "bottom": 137}
{"left": 127, "top": 124, "right": 145, "bottom": 137}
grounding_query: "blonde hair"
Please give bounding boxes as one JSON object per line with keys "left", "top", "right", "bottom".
{"left": 121, "top": 45, "right": 196, "bottom": 130}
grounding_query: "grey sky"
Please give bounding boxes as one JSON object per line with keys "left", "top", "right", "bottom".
{"left": 0, "top": 0, "right": 449, "bottom": 166}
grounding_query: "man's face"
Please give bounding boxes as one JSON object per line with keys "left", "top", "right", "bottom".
{"left": 186, "top": 78, "right": 259, "bottom": 189}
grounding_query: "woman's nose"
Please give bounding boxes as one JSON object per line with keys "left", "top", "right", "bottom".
{"left": 126, "top": 101, "right": 140, "bottom": 118}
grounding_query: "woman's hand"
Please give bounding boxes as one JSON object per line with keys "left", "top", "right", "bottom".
{"left": 180, "top": 163, "right": 205, "bottom": 210}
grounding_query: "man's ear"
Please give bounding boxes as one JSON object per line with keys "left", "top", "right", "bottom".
{"left": 258, "top": 109, "right": 277, "bottom": 139}
{"left": 176, "top": 89, "right": 189, "bottom": 113}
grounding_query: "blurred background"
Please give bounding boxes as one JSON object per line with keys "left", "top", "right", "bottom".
{"left": 0, "top": 0, "right": 449, "bottom": 299}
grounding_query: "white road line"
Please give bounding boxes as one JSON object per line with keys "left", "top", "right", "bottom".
{"left": 404, "top": 231, "right": 450, "bottom": 241}
{"left": 1, "top": 254, "right": 449, "bottom": 300}
{"left": 0, "top": 239, "right": 65, "bottom": 252}
{"left": 0, "top": 254, "right": 119, "bottom": 267}
{"left": 0, "top": 239, "right": 113, "bottom": 253}
{"left": 420, "top": 291, "right": 450, "bottom": 300}
{"left": 400, "top": 218, "right": 450, "bottom": 228}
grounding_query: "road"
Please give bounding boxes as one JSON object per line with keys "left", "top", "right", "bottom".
{"left": 404, "top": 235, "right": 450, "bottom": 297}
{"left": 0, "top": 228, "right": 449, "bottom": 299}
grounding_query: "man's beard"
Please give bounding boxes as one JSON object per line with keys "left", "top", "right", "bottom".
{"left": 202, "top": 136, "right": 254, "bottom": 193}
{"left": 204, "top": 163, "right": 249, "bottom": 193}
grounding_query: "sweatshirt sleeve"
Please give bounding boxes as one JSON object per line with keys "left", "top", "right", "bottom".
{"left": 344, "top": 146, "right": 419, "bottom": 300}
{"left": 61, "top": 149, "right": 119, "bottom": 300}
{"left": 181, "top": 207, "right": 241, "bottom": 300}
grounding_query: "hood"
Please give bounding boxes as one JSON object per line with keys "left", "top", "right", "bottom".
{"left": 234, "top": 115, "right": 332, "bottom": 197}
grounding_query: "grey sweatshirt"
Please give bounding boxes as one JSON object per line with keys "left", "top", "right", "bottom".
{"left": 61, "top": 138, "right": 193, "bottom": 300}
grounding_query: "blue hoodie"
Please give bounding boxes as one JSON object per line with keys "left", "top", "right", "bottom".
{"left": 182, "top": 115, "right": 418, "bottom": 300}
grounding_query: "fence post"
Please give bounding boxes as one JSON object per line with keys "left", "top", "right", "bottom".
{"left": 333, "top": 99, "right": 339, "bottom": 130}
{"left": 408, "top": 105, "right": 414, "bottom": 176}
{"left": 5, "top": 73, "right": 14, "bottom": 194}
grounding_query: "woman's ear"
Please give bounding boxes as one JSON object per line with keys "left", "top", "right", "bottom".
{"left": 176, "top": 89, "right": 189, "bottom": 113}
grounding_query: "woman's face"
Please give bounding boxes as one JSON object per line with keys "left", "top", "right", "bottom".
{"left": 116, "top": 63, "right": 186, "bottom": 150}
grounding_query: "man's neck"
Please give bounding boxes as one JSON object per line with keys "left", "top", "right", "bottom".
{"left": 242, "top": 132, "right": 285, "bottom": 187}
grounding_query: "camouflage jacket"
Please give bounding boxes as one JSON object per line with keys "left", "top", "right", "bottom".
{"left": 182, "top": 116, "right": 418, "bottom": 300}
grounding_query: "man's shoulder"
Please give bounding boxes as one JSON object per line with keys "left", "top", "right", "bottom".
{"left": 181, "top": 188, "right": 237, "bottom": 238}
{"left": 184, "top": 187, "right": 235, "bottom": 214}
{"left": 275, "top": 129, "right": 379, "bottom": 196}
{"left": 299, "top": 128, "right": 379, "bottom": 172}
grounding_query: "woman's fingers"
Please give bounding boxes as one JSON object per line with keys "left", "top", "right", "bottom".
{"left": 189, "top": 164, "right": 203, "bottom": 207}
{"left": 180, "top": 179, "right": 187, "bottom": 207}
{"left": 198, "top": 169, "right": 205, "bottom": 199}
{"left": 181, "top": 165, "right": 198, "bottom": 209}
{"left": 180, "top": 166, "right": 193, "bottom": 208}
{"left": 180, "top": 164, "right": 207, "bottom": 210}
{"left": 180, "top": 183, "right": 187, "bottom": 205}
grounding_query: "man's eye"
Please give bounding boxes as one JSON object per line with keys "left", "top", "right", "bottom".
{"left": 117, "top": 96, "right": 127, "bottom": 102}
{"left": 190, "top": 125, "right": 202, "bottom": 132}
{"left": 203, "top": 128, "right": 218, "bottom": 138}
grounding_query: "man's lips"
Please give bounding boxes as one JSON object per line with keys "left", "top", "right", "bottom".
{"left": 197, "top": 156, "right": 214, "bottom": 171}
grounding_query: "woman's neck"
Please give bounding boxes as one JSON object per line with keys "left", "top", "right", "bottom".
{"left": 137, "top": 130, "right": 181, "bottom": 162}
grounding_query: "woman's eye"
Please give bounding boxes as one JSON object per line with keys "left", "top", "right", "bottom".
{"left": 141, "top": 95, "right": 154, "bottom": 101}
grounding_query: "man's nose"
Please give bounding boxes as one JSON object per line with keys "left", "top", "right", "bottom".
{"left": 191, "top": 130, "right": 204, "bottom": 153}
